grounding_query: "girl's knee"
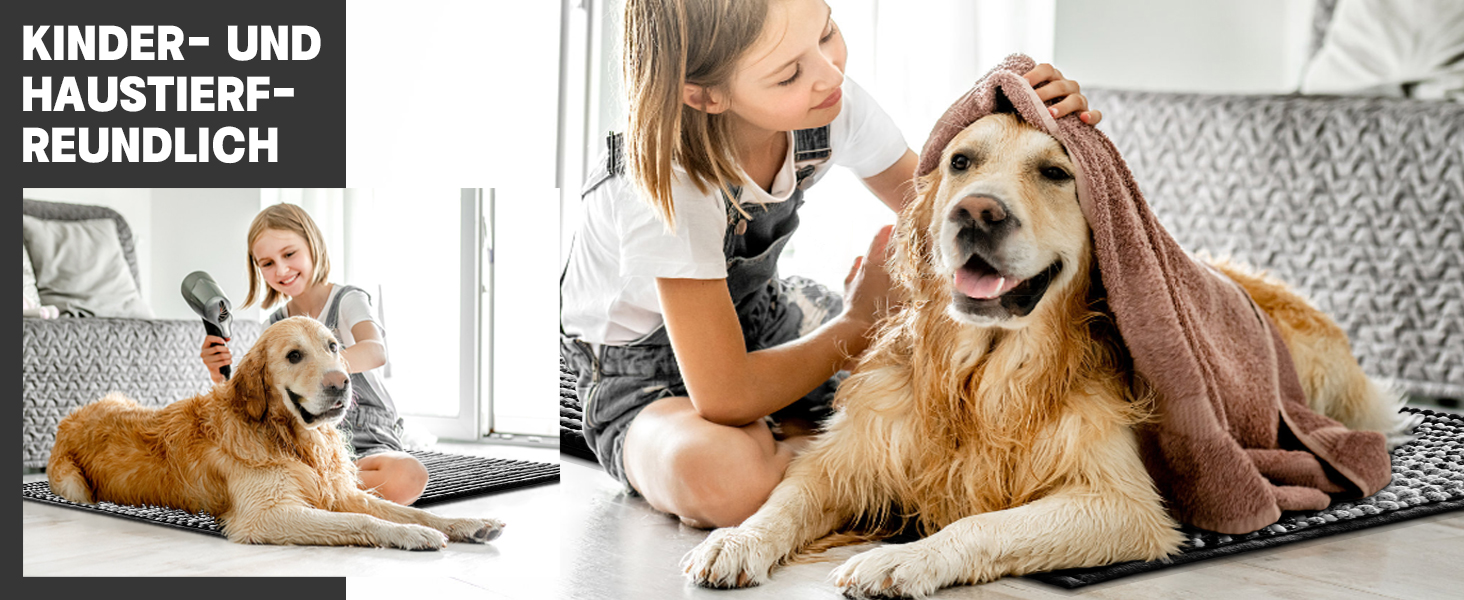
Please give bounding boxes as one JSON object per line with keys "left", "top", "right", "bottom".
{"left": 361, "top": 452, "right": 428, "bottom": 505}
{"left": 396, "top": 454, "right": 429, "bottom": 490}
{"left": 661, "top": 434, "right": 785, "bottom": 528}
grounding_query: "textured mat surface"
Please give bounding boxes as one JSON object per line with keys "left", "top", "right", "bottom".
{"left": 1026, "top": 407, "right": 1464, "bottom": 588}
{"left": 556, "top": 356, "right": 1464, "bottom": 586}
{"left": 22, "top": 450, "right": 559, "bottom": 539}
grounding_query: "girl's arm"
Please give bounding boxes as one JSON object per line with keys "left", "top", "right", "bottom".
{"left": 658, "top": 227, "right": 895, "bottom": 427}
{"left": 862, "top": 149, "right": 918, "bottom": 213}
{"left": 342, "top": 321, "right": 388, "bottom": 373}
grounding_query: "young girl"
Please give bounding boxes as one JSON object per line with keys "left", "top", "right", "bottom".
{"left": 200, "top": 203, "right": 430, "bottom": 506}
{"left": 560, "top": 0, "right": 1101, "bottom": 528}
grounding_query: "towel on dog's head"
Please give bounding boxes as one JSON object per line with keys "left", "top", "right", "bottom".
{"left": 916, "top": 54, "right": 1392, "bottom": 535}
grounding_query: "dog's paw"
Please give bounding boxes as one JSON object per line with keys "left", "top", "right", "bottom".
{"left": 831, "top": 543, "right": 956, "bottom": 599}
{"left": 681, "top": 527, "right": 782, "bottom": 589}
{"left": 382, "top": 523, "right": 449, "bottom": 551}
{"left": 443, "top": 517, "right": 506, "bottom": 543}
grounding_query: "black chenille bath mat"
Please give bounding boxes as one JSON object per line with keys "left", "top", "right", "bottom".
{"left": 555, "top": 358, "right": 1464, "bottom": 587}
{"left": 22, "top": 450, "right": 559, "bottom": 538}
{"left": 1026, "top": 407, "right": 1464, "bottom": 588}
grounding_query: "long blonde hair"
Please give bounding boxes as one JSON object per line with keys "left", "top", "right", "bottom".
{"left": 243, "top": 203, "right": 332, "bottom": 310}
{"left": 622, "top": 0, "right": 770, "bottom": 228}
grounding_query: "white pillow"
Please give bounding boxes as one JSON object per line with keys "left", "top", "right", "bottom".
{"left": 23, "top": 243, "right": 40, "bottom": 309}
{"left": 1301, "top": 0, "right": 1464, "bottom": 101}
{"left": 22, "top": 216, "right": 152, "bottom": 318}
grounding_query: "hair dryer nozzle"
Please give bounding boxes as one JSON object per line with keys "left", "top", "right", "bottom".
{"left": 182, "top": 271, "right": 235, "bottom": 380}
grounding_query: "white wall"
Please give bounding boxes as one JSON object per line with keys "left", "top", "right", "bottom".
{"left": 148, "top": 189, "right": 266, "bottom": 322}
{"left": 1053, "top": 0, "right": 1317, "bottom": 94}
{"left": 346, "top": 1, "right": 562, "bottom": 187}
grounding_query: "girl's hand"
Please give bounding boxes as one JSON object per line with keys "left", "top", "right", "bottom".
{"left": 200, "top": 335, "right": 232, "bottom": 385}
{"left": 1023, "top": 63, "right": 1102, "bottom": 125}
{"left": 843, "top": 225, "right": 903, "bottom": 329}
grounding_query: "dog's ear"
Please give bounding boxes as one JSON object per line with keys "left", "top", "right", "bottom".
{"left": 891, "top": 170, "right": 940, "bottom": 288}
{"left": 230, "top": 346, "right": 272, "bottom": 422}
{"left": 993, "top": 87, "right": 1016, "bottom": 116}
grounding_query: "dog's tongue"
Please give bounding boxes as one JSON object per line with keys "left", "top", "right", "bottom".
{"left": 955, "top": 269, "right": 1022, "bottom": 299}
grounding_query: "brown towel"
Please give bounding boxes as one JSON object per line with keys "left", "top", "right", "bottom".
{"left": 916, "top": 54, "right": 1393, "bottom": 534}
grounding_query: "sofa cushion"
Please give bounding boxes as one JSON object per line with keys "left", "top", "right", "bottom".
{"left": 1301, "top": 0, "right": 1464, "bottom": 101}
{"left": 22, "top": 216, "right": 152, "bottom": 318}
{"left": 22, "top": 243, "right": 40, "bottom": 310}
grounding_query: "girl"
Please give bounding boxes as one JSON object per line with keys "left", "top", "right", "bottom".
{"left": 200, "top": 203, "right": 430, "bottom": 506}
{"left": 560, "top": 0, "right": 1101, "bottom": 528}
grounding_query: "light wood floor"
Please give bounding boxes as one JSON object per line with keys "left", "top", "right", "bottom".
{"left": 559, "top": 455, "right": 1464, "bottom": 600}
{"left": 23, "top": 442, "right": 559, "bottom": 599}
{"left": 25, "top": 440, "right": 1464, "bottom": 599}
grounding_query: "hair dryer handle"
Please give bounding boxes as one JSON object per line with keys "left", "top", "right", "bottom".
{"left": 204, "top": 321, "right": 232, "bottom": 381}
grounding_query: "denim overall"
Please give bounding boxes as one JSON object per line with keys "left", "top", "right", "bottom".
{"left": 269, "top": 284, "right": 405, "bottom": 458}
{"left": 560, "top": 127, "right": 843, "bottom": 486}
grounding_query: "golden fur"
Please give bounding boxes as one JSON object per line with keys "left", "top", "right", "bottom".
{"left": 683, "top": 114, "right": 1405, "bottom": 597}
{"left": 48, "top": 317, "right": 504, "bottom": 550}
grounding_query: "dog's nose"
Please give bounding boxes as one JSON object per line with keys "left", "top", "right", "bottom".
{"left": 323, "top": 371, "right": 349, "bottom": 393}
{"left": 949, "top": 195, "right": 1009, "bottom": 230}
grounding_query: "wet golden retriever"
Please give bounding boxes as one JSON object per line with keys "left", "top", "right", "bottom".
{"left": 682, "top": 113, "right": 1408, "bottom": 596}
{"left": 48, "top": 316, "right": 504, "bottom": 550}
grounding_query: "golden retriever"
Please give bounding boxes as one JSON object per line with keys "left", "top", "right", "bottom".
{"left": 47, "top": 316, "right": 504, "bottom": 550}
{"left": 682, "top": 113, "right": 1408, "bottom": 597}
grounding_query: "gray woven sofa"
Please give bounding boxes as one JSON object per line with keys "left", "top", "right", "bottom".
{"left": 1086, "top": 89, "right": 1463, "bottom": 402}
{"left": 21, "top": 199, "right": 262, "bottom": 470}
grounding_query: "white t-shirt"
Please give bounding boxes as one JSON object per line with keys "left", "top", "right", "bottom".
{"left": 561, "top": 77, "right": 908, "bottom": 346}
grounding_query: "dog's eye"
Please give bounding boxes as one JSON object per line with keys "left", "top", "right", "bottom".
{"left": 950, "top": 154, "right": 971, "bottom": 171}
{"left": 1040, "top": 166, "right": 1071, "bottom": 182}
{"left": 287, "top": 350, "right": 303, "bottom": 364}
{"left": 329, "top": 342, "right": 338, "bottom": 353}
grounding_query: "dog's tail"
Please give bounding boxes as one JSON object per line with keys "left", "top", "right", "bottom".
{"left": 1360, "top": 376, "right": 1424, "bottom": 451}
{"left": 46, "top": 451, "right": 95, "bottom": 504}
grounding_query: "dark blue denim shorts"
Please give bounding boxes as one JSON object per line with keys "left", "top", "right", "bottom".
{"left": 560, "top": 275, "right": 844, "bottom": 488}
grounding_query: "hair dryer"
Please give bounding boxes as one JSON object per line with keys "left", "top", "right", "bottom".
{"left": 182, "top": 271, "right": 234, "bottom": 380}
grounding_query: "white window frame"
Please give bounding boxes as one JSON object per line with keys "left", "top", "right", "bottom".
{"left": 391, "top": 191, "right": 484, "bottom": 441}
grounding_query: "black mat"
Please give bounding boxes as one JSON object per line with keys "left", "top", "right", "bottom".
{"left": 22, "top": 450, "right": 559, "bottom": 539}
{"left": 555, "top": 361, "right": 1464, "bottom": 586}
{"left": 1026, "top": 407, "right": 1464, "bottom": 588}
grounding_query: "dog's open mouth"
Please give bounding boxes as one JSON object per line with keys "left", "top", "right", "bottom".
{"left": 952, "top": 252, "right": 1062, "bottom": 318}
{"left": 288, "top": 389, "right": 348, "bottom": 425}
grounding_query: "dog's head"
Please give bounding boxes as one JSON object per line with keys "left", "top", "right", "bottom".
{"left": 897, "top": 112, "right": 1090, "bottom": 328}
{"left": 232, "top": 316, "right": 353, "bottom": 428}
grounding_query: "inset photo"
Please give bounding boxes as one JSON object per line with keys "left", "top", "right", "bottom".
{"left": 22, "top": 189, "right": 561, "bottom": 593}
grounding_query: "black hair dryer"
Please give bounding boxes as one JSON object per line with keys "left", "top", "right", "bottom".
{"left": 182, "top": 271, "right": 234, "bottom": 380}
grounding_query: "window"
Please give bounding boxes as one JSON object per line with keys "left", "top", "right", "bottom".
{"left": 264, "top": 189, "right": 556, "bottom": 443}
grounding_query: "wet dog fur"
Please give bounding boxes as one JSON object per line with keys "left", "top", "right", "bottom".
{"left": 682, "top": 113, "right": 1409, "bottom": 597}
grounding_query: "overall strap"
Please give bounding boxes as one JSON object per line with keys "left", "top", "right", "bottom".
{"left": 724, "top": 124, "right": 833, "bottom": 234}
{"left": 320, "top": 284, "right": 371, "bottom": 334}
{"left": 606, "top": 131, "right": 626, "bottom": 176}
{"left": 580, "top": 132, "right": 625, "bottom": 196}
{"left": 792, "top": 124, "right": 832, "bottom": 189}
